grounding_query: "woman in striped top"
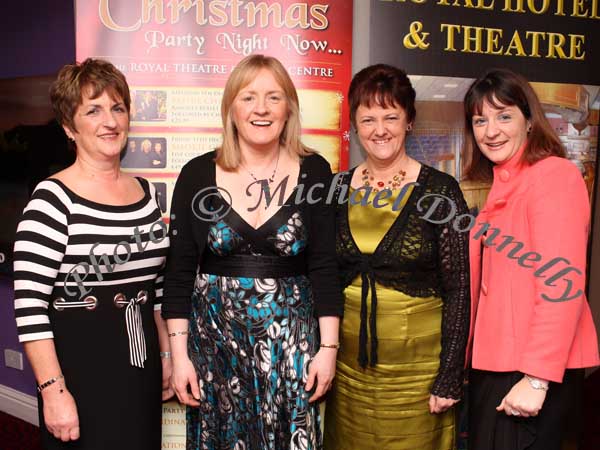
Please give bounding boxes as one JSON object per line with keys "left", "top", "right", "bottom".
{"left": 13, "top": 59, "right": 170, "bottom": 450}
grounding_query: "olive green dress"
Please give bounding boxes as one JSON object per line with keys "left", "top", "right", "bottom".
{"left": 324, "top": 187, "right": 455, "bottom": 450}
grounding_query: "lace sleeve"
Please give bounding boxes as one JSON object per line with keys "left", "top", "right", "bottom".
{"left": 430, "top": 179, "right": 470, "bottom": 400}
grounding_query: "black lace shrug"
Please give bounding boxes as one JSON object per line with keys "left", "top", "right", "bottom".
{"left": 334, "top": 165, "right": 470, "bottom": 399}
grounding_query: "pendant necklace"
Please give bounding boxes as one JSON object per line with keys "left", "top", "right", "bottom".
{"left": 245, "top": 150, "right": 280, "bottom": 199}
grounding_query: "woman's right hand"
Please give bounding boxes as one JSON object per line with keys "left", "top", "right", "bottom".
{"left": 171, "top": 356, "right": 201, "bottom": 406}
{"left": 42, "top": 387, "right": 79, "bottom": 442}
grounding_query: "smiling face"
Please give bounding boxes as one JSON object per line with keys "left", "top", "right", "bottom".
{"left": 64, "top": 88, "right": 129, "bottom": 162}
{"left": 355, "top": 102, "right": 410, "bottom": 163}
{"left": 471, "top": 98, "right": 529, "bottom": 165}
{"left": 230, "top": 68, "right": 288, "bottom": 153}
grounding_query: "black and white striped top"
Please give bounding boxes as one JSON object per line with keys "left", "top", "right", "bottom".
{"left": 13, "top": 178, "right": 169, "bottom": 343}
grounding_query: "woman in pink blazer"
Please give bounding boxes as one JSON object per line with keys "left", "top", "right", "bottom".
{"left": 462, "top": 68, "right": 599, "bottom": 450}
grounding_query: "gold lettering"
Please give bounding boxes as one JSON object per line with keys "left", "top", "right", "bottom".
{"left": 591, "top": 0, "right": 600, "bottom": 18}
{"left": 463, "top": 26, "right": 484, "bottom": 53}
{"left": 440, "top": 23, "right": 461, "bottom": 50}
{"left": 502, "top": 0, "right": 526, "bottom": 12}
{"left": 143, "top": 0, "right": 167, "bottom": 25}
{"left": 98, "top": 0, "right": 141, "bottom": 31}
{"left": 208, "top": 1, "right": 228, "bottom": 26}
{"left": 464, "top": 0, "right": 495, "bottom": 8}
{"left": 554, "top": 0, "right": 566, "bottom": 15}
{"left": 569, "top": 34, "right": 585, "bottom": 59}
{"left": 286, "top": 3, "right": 309, "bottom": 28}
{"left": 437, "top": 0, "right": 462, "bottom": 6}
{"left": 310, "top": 4, "right": 329, "bottom": 29}
{"left": 527, "top": 0, "right": 550, "bottom": 13}
{"left": 572, "top": 0, "right": 589, "bottom": 16}
{"left": 230, "top": 0, "right": 244, "bottom": 26}
{"left": 245, "top": 2, "right": 283, "bottom": 28}
{"left": 168, "top": 0, "right": 193, "bottom": 24}
{"left": 546, "top": 32, "right": 567, "bottom": 58}
{"left": 505, "top": 30, "right": 527, "bottom": 56}
{"left": 525, "top": 31, "right": 545, "bottom": 57}
{"left": 485, "top": 28, "right": 504, "bottom": 54}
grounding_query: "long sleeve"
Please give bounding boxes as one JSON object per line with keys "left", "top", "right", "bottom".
{"left": 13, "top": 181, "right": 70, "bottom": 342}
{"left": 304, "top": 155, "right": 344, "bottom": 317}
{"left": 161, "top": 154, "right": 210, "bottom": 319}
{"left": 431, "top": 178, "right": 470, "bottom": 399}
{"left": 519, "top": 158, "right": 590, "bottom": 382}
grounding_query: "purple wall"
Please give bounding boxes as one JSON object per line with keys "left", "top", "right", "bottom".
{"left": 0, "top": 276, "right": 36, "bottom": 395}
{"left": 1, "top": 2, "right": 75, "bottom": 79}
{"left": 0, "top": 1, "right": 76, "bottom": 396}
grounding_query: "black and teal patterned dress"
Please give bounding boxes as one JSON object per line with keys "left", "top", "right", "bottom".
{"left": 162, "top": 151, "right": 343, "bottom": 450}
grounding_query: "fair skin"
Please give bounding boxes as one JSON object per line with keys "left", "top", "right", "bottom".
{"left": 471, "top": 98, "right": 530, "bottom": 165}
{"left": 25, "top": 88, "right": 173, "bottom": 442}
{"left": 472, "top": 98, "right": 549, "bottom": 418}
{"left": 352, "top": 102, "right": 456, "bottom": 414}
{"left": 351, "top": 103, "right": 421, "bottom": 188}
{"left": 168, "top": 68, "right": 340, "bottom": 406}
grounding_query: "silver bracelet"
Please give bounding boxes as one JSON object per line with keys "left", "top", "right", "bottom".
{"left": 168, "top": 330, "right": 189, "bottom": 338}
{"left": 159, "top": 351, "right": 171, "bottom": 359}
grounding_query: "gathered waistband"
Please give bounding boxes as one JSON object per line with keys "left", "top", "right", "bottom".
{"left": 200, "top": 252, "right": 306, "bottom": 278}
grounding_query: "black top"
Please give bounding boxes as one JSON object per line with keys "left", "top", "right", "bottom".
{"left": 335, "top": 165, "right": 470, "bottom": 399}
{"left": 162, "top": 150, "right": 343, "bottom": 319}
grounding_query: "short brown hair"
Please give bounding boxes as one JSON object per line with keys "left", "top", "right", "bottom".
{"left": 462, "top": 68, "right": 565, "bottom": 182}
{"left": 348, "top": 64, "right": 416, "bottom": 128}
{"left": 217, "top": 54, "right": 312, "bottom": 170}
{"left": 50, "top": 58, "right": 130, "bottom": 133}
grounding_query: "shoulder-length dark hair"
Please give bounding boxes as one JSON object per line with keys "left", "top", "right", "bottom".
{"left": 348, "top": 64, "right": 416, "bottom": 128}
{"left": 462, "top": 68, "right": 565, "bottom": 182}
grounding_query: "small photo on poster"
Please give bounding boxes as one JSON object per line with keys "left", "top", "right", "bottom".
{"left": 121, "top": 137, "right": 167, "bottom": 169}
{"left": 131, "top": 89, "right": 167, "bottom": 122}
{"left": 152, "top": 182, "right": 167, "bottom": 213}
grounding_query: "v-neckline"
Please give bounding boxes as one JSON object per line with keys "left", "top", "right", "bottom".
{"left": 343, "top": 164, "right": 427, "bottom": 257}
{"left": 218, "top": 187, "right": 297, "bottom": 235}
{"left": 215, "top": 159, "right": 304, "bottom": 234}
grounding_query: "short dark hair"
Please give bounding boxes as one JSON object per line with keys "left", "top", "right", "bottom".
{"left": 348, "top": 64, "right": 416, "bottom": 128}
{"left": 50, "top": 58, "right": 130, "bottom": 133}
{"left": 462, "top": 68, "right": 565, "bottom": 182}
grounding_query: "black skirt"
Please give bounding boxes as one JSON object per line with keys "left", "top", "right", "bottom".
{"left": 469, "top": 369, "right": 583, "bottom": 450}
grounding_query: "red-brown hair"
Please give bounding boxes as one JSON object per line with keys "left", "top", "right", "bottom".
{"left": 462, "top": 68, "right": 565, "bottom": 182}
{"left": 50, "top": 58, "right": 131, "bottom": 133}
{"left": 348, "top": 64, "right": 416, "bottom": 128}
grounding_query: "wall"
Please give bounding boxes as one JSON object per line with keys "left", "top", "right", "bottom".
{"left": 1, "top": 2, "right": 75, "bottom": 79}
{"left": 0, "top": 1, "right": 76, "bottom": 421}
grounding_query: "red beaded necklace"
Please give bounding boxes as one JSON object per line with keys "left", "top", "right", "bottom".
{"left": 361, "top": 167, "right": 406, "bottom": 192}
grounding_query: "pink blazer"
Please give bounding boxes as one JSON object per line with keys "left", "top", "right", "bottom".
{"left": 467, "top": 150, "right": 599, "bottom": 382}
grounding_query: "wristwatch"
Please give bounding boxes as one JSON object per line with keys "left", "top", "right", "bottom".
{"left": 525, "top": 375, "right": 549, "bottom": 391}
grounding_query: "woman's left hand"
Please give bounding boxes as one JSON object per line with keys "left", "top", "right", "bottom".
{"left": 305, "top": 348, "right": 337, "bottom": 402}
{"left": 161, "top": 356, "right": 175, "bottom": 401}
{"left": 496, "top": 376, "right": 547, "bottom": 418}
{"left": 429, "top": 395, "right": 459, "bottom": 414}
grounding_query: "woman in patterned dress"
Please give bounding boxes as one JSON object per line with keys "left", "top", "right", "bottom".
{"left": 13, "top": 59, "right": 171, "bottom": 450}
{"left": 162, "top": 54, "right": 343, "bottom": 450}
